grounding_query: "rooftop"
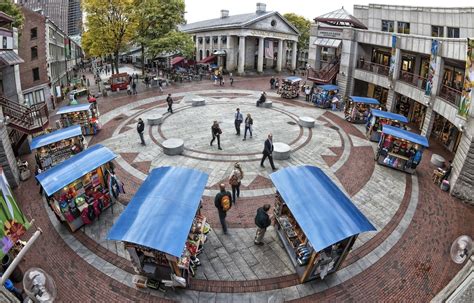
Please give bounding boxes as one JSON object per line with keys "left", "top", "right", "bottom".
{"left": 315, "top": 7, "right": 367, "bottom": 29}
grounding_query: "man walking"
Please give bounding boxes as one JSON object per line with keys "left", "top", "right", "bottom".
{"left": 260, "top": 133, "right": 276, "bottom": 170}
{"left": 214, "top": 184, "right": 232, "bottom": 234}
{"left": 254, "top": 204, "right": 272, "bottom": 245}
{"left": 132, "top": 81, "right": 137, "bottom": 95}
{"left": 229, "top": 73, "right": 234, "bottom": 86}
{"left": 270, "top": 76, "right": 275, "bottom": 89}
{"left": 166, "top": 93, "right": 173, "bottom": 114}
{"left": 243, "top": 113, "right": 253, "bottom": 141}
{"left": 234, "top": 108, "right": 243, "bottom": 135}
{"left": 210, "top": 121, "right": 223, "bottom": 150}
{"left": 137, "top": 118, "right": 145, "bottom": 145}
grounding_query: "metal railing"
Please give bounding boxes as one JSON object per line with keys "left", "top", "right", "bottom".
{"left": 307, "top": 63, "right": 339, "bottom": 83}
{"left": 356, "top": 60, "right": 390, "bottom": 77}
{"left": 398, "top": 70, "right": 428, "bottom": 90}
{"left": 439, "top": 84, "right": 462, "bottom": 107}
{"left": 0, "top": 96, "right": 49, "bottom": 132}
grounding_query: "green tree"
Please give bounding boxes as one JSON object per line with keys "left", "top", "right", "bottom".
{"left": 283, "top": 13, "right": 311, "bottom": 67}
{"left": 0, "top": 0, "right": 24, "bottom": 29}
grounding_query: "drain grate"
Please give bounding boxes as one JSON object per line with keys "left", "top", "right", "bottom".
{"left": 287, "top": 121, "right": 297, "bottom": 125}
{"left": 329, "top": 125, "right": 339, "bottom": 131}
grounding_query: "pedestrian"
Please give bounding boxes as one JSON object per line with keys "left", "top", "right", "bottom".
{"left": 230, "top": 73, "right": 234, "bottom": 86}
{"left": 210, "top": 121, "right": 223, "bottom": 150}
{"left": 34, "top": 165, "right": 43, "bottom": 194}
{"left": 219, "top": 74, "right": 224, "bottom": 86}
{"left": 234, "top": 108, "right": 243, "bottom": 135}
{"left": 260, "top": 133, "right": 277, "bottom": 171}
{"left": 127, "top": 83, "right": 132, "bottom": 95}
{"left": 270, "top": 76, "right": 275, "bottom": 89}
{"left": 166, "top": 93, "right": 173, "bottom": 114}
{"left": 254, "top": 204, "right": 272, "bottom": 246}
{"left": 214, "top": 183, "right": 232, "bottom": 234}
{"left": 243, "top": 113, "right": 253, "bottom": 141}
{"left": 129, "top": 75, "right": 133, "bottom": 83}
{"left": 144, "top": 75, "right": 149, "bottom": 87}
{"left": 132, "top": 81, "right": 137, "bottom": 95}
{"left": 331, "top": 94, "right": 339, "bottom": 111}
{"left": 137, "top": 118, "right": 145, "bottom": 145}
{"left": 256, "top": 91, "right": 266, "bottom": 107}
{"left": 135, "top": 73, "right": 139, "bottom": 81}
{"left": 229, "top": 163, "right": 243, "bottom": 205}
{"left": 158, "top": 79, "right": 163, "bottom": 92}
{"left": 305, "top": 86, "right": 311, "bottom": 101}
{"left": 275, "top": 78, "right": 280, "bottom": 90}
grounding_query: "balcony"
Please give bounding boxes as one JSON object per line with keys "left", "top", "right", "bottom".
{"left": 438, "top": 85, "right": 462, "bottom": 107}
{"left": 356, "top": 60, "right": 389, "bottom": 77}
{"left": 307, "top": 62, "right": 339, "bottom": 84}
{"left": 398, "top": 70, "right": 428, "bottom": 90}
{"left": 0, "top": 96, "right": 49, "bottom": 134}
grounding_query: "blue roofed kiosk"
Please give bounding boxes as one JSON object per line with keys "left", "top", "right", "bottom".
{"left": 366, "top": 109, "right": 409, "bottom": 142}
{"left": 344, "top": 96, "right": 380, "bottom": 124}
{"left": 270, "top": 166, "right": 376, "bottom": 283}
{"left": 312, "top": 84, "right": 339, "bottom": 108}
{"left": 56, "top": 103, "right": 101, "bottom": 135}
{"left": 279, "top": 76, "right": 303, "bottom": 99}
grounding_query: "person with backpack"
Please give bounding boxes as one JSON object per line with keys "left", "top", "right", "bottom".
{"left": 214, "top": 183, "right": 232, "bottom": 234}
{"left": 254, "top": 204, "right": 272, "bottom": 246}
{"left": 229, "top": 162, "right": 243, "bottom": 205}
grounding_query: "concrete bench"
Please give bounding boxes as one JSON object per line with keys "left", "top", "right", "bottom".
{"left": 298, "top": 116, "right": 315, "bottom": 128}
{"left": 262, "top": 101, "right": 273, "bottom": 108}
{"left": 147, "top": 114, "right": 163, "bottom": 126}
{"left": 163, "top": 138, "right": 184, "bottom": 156}
{"left": 273, "top": 142, "right": 291, "bottom": 160}
{"left": 192, "top": 98, "right": 206, "bottom": 107}
{"left": 431, "top": 154, "right": 445, "bottom": 168}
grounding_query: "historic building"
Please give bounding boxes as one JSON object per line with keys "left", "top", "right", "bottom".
{"left": 180, "top": 3, "right": 299, "bottom": 74}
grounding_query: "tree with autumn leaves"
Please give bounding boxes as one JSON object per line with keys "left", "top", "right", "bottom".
{"left": 283, "top": 13, "right": 311, "bottom": 66}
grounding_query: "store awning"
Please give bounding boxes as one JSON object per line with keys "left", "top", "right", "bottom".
{"left": 314, "top": 38, "right": 342, "bottom": 48}
{"left": 0, "top": 50, "right": 24, "bottom": 66}
{"left": 56, "top": 103, "right": 92, "bottom": 115}
{"left": 30, "top": 125, "right": 82, "bottom": 150}
{"left": 36, "top": 144, "right": 117, "bottom": 196}
{"left": 371, "top": 109, "right": 409, "bottom": 123}
{"left": 198, "top": 55, "right": 217, "bottom": 64}
{"left": 382, "top": 125, "right": 429, "bottom": 147}
{"left": 213, "top": 50, "right": 226, "bottom": 56}
{"left": 107, "top": 167, "right": 209, "bottom": 257}
{"left": 318, "top": 84, "right": 339, "bottom": 91}
{"left": 270, "top": 166, "right": 376, "bottom": 251}
{"left": 349, "top": 96, "right": 380, "bottom": 105}
{"left": 171, "top": 56, "right": 185, "bottom": 66}
{"left": 284, "top": 76, "right": 303, "bottom": 83}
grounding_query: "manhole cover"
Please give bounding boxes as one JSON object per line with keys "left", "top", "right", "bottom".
{"left": 114, "top": 116, "right": 124, "bottom": 121}
{"left": 287, "top": 121, "right": 297, "bottom": 125}
{"left": 329, "top": 125, "right": 339, "bottom": 131}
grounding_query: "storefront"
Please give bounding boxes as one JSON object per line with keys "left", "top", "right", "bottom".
{"left": 30, "top": 125, "right": 85, "bottom": 170}
{"left": 344, "top": 96, "right": 380, "bottom": 123}
{"left": 375, "top": 125, "right": 429, "bottom": 174}
{"left": 56, "top": 103, "right": 101, "bottom": 135}
{"left": 395, "top": 95, "right": 427, "bottom": 131}
{"left": 36, "top": 144, "right": 118, "bottom": 232}
{"left": 312, "top": 84, "right": 339, "bottom": 108}
{"left": 431, "top": 113, "right": 462, "bottom": 153}
{"left": 367, "top": 83, "right": 389, "bottom": 107}
{"left": 107, "top": 167, "right": 209, "bottom": 289}
{"left": 269, "top": 166, "right": 375, "bottom": 283}
{"left": 278, "top": 76, "right": 302, "bottom": 99}
{"left": 367, "top": 109, "right": 408, "bottom": 142}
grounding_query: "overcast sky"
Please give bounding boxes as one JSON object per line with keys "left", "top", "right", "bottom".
{"left": 184, "top": 0, "right": 474, "bottom": 23}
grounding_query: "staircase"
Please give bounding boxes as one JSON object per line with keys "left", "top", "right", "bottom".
{"left": 0, "top": 96, "right": 49, "bottom": 134}
{"left": 307, "top": 63, "right": 340, "bottom": 84}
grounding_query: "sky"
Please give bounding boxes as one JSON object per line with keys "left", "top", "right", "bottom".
{"left": 184, "top": 0, "right": 474, "bottom": 23}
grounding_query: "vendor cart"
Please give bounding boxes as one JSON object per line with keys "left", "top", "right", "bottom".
{"left": 344, "top": 96, "right": 380, "bottom": 124}
{"left": 107, "top": 167, "right": 210, "bottom": 289}
{"left": 109, "top": 73, "right": 129, "bottom": 91}
{"left": 56, "top": 103, "right": 101, "bottom": 135}
{"left": 312, "top": 84, "right": 339, "bottom": 108}
{"left": 367, "top": 109, "right": 409, "bottom": 142}
{"left": 278, "top": 76, "right": 302, "bottom": 99}
{"left": 270, "top": 166, "right": 376, "bottom": 283}
{"left": 375, "top": 125, "right": 429, "bottom": 174}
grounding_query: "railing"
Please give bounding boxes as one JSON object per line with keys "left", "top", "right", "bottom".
{"left": 0, "top": 96, "right": 49, "bottom": 132}
{"left": 439, "top": 84, "right": 462, "bottom": 107}
{"left": 398, "top": 70, "right": 428, "bottom": 90}
{"left": 307, "top": 63, "right": 340, "bottom": 83}
{"left": 356, "top": 60, "right": 390, "bottom": 77}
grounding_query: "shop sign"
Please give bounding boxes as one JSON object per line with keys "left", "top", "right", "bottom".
{"left": 388, "top": 35, "right": 397, "bottom": 80}
{"left": 317, "top": 29, "right": 343, "bottom": 39}
{"left": 249, "top": 30, "right": 292, "bottom": 40}
{"left": 425, "top": 40, "right": 440, "bottom": 97}
{"left": 458, "top": 38, "right": 473, "bottom": 119}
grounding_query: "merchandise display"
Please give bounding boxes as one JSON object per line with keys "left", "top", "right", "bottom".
{"left": 366, "top": 109, "right": 408, "bottom": 142}
{"left": 344, "top": 96, "right": 380, "bottom": 124}
{"left": 278, "top": 76, "right": 302, "bottom": 99}
{"left": 312, "top": 84, "right": 339, "bottom": 108}
{"left": 57, "top": 103, "right": 101, "bottom": 135}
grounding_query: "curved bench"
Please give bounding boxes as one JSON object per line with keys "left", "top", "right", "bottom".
{"left": 298, "top": 116, "right": 315, "bottom": 128}
{"left": 262, "top": 101, "right": 273, "bottom": 108}
{"left": 147, "top": 114, "right": 163, "bottom": 126}
{"left": 431, "top": 154, "right": 446, "bottom": 168}
{"left": 273, "top": 142, "right": 291, "bottom": 160}
{"left": 192, "top": 98, "right": 206, "bottom": 107}
{"left": 163, "top": 138, "right": 184, "bottom": 156}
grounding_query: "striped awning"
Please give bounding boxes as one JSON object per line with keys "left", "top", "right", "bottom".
{"left": 314, "top": 38, "right": 342, "bottom": 48}
{"left": 0, "top": 50, "right": 24, "bottom": 66}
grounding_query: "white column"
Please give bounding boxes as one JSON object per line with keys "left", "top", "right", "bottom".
{"left": 276, "top": 39, "right": 283, "bottom": 72}
{"left": 226, "top": 35, "right": 230, "bottom": 49}
{"left": 238, "top": 36, "right": 246, "bottom": 75}
{"left": 209, "top": 36, "right": 214, "bottom": 53}
{"left": 195, "top": 36, "right": 199, "bottom": 62}
{"left": 291, "top": 41, "right": 297, "bottom": 71}
{"left": 257, "top": 37, "right": 264, "bottom": 73}
{"left": 217, "top": 35, "right": 221, "bottom": 51}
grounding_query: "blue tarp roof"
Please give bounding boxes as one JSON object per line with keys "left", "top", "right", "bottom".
{"left": 270, "top": 166, "right": 376, "bottom": 251}
{"left": 371, "top": 109, "right": 409, "bottom": 123}
{"left": 36, "top": 144, "right": 117, "bottom": 196}
{"left": 382, "top": 125, "right": 429, "bottom": 147}
{"left": 349, "top": 96, "right": 380, "bottom": 105}
{"left": 107, "top": 167, "right": 209, "bottom": 257}
{"left": 318, "top": 84, "right": 339, "bottom": 91}
{"left": 30, "top": 125, "right": 82, "bottom": 149}
{"left": 285, "top": 76, "right": 303, "bottom": 83}
{"left": 56, "top": 103, "right": 91, "bottom": 115}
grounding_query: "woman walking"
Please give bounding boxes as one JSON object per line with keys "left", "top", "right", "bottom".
{"left": 229, "top": 163, "right": 243, "bottom": 205}
{"left": 210, "top": 121, "right": 222, "bottom": 150}
{"left": 243, "top": 113, "right": 253, "bottom": 141}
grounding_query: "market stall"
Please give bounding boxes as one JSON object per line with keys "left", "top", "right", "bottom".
{"left": 367, "top": 109, "right": 409, "bottom": 142}
{"left": 312, "top": 84, "right": 339, "bottom": 108}
{"left": 109, "top": 73, "right": 129, "bottom": 91}
{"left": 36, "top": 144, "right": 118, "bottom": 232}
{"left": 56, "top": 103, "right": 101, "bottom": 135}
{"left": 344, "top": 96, "right": 380, "bottom": 124}
{"left": 107, "top": 167, "right": 209, "bottom": 289}
{"left": 270, "top": 166, "right": 376, "bottom": 283}
{"left": 30, "top": 125, "right": 85, "bottom": 170}
{"left": 375, "top": 125, "right": 429, "bottom": 174}
{"left": 278, "top": 76, "right": 302, "bottom": 99}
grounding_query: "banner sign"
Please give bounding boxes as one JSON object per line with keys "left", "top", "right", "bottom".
{"left": 425, "top": 40, "right": 440, "bottom": 96}
{"left": 388, "top": 34, "right": 397, "bottom": 80}
{"left": 264, "top": 40, "right": 274, "bottom": 59}
{"left": 458, "top": 38, "right": 473, "bottom": 119}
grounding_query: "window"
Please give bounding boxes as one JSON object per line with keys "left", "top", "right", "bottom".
{"left": 397, "top": 22, "right": 410, "bottom": 34}
{"left": 31, "top": 46, "right": 38, "bottom": 60}
{"left": 32, "top": 68, "right": 40, "bottom": 81}
{"left": 431, "top": 26, "right": 444, "bottom": 37}
{"left": 2, "top": 37, "right": 6, "bottom": 49}
{"left": 447, "top": 27, "right": 460, "bottom": 38}
{"left": 23, "top": 89, "right": 45, "bottom": 106}
{"left": 382, "top": 20, "right": 394, "bottom": 32}
{"left": 30, "top": 27, "right": 38, "bottom": 40}
{"left": 271, "top": 19, "right": 277, "bottom": 27}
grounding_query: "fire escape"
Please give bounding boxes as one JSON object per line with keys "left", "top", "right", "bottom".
{"left": 307, "top": 62, "right": 340, "bottom": 85}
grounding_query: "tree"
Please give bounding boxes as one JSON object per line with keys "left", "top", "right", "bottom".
{"left": 0, "top": 0, "right": 24, "bottom": 29}
{"left": 283, "top": 13, "right": 311, "bottom": 68}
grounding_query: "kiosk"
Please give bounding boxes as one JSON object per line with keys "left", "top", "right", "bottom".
{"left": 110, "top": 73, "right": 129, "bottom": 91}
{"left": 57, "top": 103, "right": 101, "bottom": 135}
{"left": 375, "top": 125, "right": 429, "bottom": 174}
{"left": 36, "top": 145, "right": 118, "bottom": 232}
{"left": 345, "top": 96, "right": 380, "bottom": 124}
{"left": 312, "top": 84, "right": 339, "bottom": 108}
{"left": 30, "top": 125, "right": 85, "bottom": 170}
{"left": 278, "top": 76, "right": 302, "bottom": 99}
{"left": 270, "top": 166, "right": 375, "bottom": 283}
{"left": 107, "top": 167, "right": 209, "bottom": 289}
{"left": 367, "top": 109, "right": 409, "bottom": 142}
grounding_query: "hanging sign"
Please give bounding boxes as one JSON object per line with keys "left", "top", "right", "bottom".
{"left": 425, "top": 40, "right": 440, "bottom": 96}
{"left": 458, "top": 38, "right": 473, "bottom": 119}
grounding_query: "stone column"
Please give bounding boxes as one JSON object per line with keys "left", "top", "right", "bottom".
{"left": 450, "top": 125, "right": 474, "bottom": 204}
{"left": 421, "top": 56, "right": 444, "bottom": 137}
{"left": 291, "top": 41, "right": 297, "bottom": 71}
{"left": 276, "top": 39, "right": 283, "bottom": 72}
{"left": 338, "top": 29, "right": 358, "bottom": 97}
{"left": 195, "top": 36, "right": 200, "bottom": 62}
{"left": 209, "top": 36, "right": 214, "bottom": 53}
{"left": 217, "top": 35, "right": 221, "bottom": 51}
{"left": 238, "top": 36, "right": 246, "bottom": 75}
{"left": 257, "top": 37, "right": 264, "bottom": 73}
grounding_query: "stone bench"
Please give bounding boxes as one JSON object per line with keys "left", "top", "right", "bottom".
{"left": 192, "top": 98, "right": 206, "bottom": 107}
{"left": 147, "top": 114, "right": 163, "bottom": 126}
{"left": 298, "top": 116, "right": 315, "bottom": 128}
{"left": 262, "top": 101, "right": 273, "bottom": 108}
{"left": 431, "top": 154, "right": 445, "bottom": 168}
{"left": 163, "top": 138, "right": 184, "bottom": 156}
{"left": 273, "top": 142, "right": 291, "bottom": 160}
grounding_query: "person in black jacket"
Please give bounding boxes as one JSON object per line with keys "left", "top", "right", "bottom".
{"left": 137, "top": 118, "right": 145, "bottom": 145}
{"left": 260, "top": 133, "right": 276, "bottom": 170}
{"left": 166, "top": 94, "right": 173, "bottom": 113}
{"left": 254, "top": 204, "right": 271, "bottom": 245}
{"left": 214, "top": 184, "right": 232, "bottom": 234}
{"left": 256, "top": 91, "right": 266, "bottom": 107}
{"left": 210, "top": 121, "right": 222, "bottom": 150}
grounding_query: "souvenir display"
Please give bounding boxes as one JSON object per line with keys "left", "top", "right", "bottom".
{"left": 278, "top": 77, "right": 302, "bottom": 99}
{"left": 344, "top": 96, "right": 380, "bottom": 124}
{"left": 57, "top": 104, "right": 101, "bottom": 135}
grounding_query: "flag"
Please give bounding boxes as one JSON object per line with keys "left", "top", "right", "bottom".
{"left": 265, "top": 40, "right": 273, "bottom": 59}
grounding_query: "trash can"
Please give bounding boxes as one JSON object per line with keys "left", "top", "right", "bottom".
{"left": 440, "top": 180, "right": 450, "bottom": 192}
